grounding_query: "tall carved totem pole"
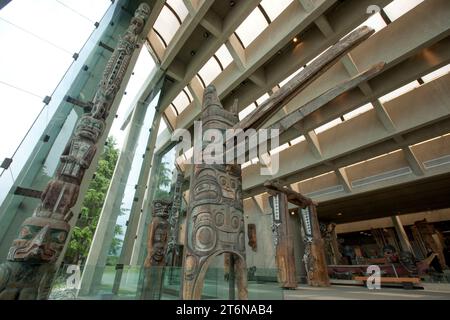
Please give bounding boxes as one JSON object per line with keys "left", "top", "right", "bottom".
{"left": 0, "top": 3, "right": 150, "bottom": 300}
{"left": 182, "top": 85, "right": 248, "bottom": 300}
{"left": 141, "top": 200, "right": 172, "bottom": 300}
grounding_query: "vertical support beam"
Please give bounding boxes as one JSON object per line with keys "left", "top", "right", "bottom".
{"left": 302, "top": 204, "right": 330, "bottom": 287}
{"left": 391, "top": 215, "right": 414, "bottom": 254}
{"left": 268, "top": 192, "right": 298, "bottom": 289}
{"left": 111, "top": 83, "right": 165, "bottom": 294}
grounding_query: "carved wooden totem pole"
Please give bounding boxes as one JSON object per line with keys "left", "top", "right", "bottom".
{"left": 141, "top": 200, "right": 172, "bottom": 300}
{"left": 181, "top": 85, "right": 248, "bottom": 300}
{"left": 265, "top": 181, "right": 330, "bottom": 287}
{"left": 0, "top": 3, "right": 150, "bottom": 300}
{"left": 268, "top": 192, "right": 297, "bottom": 289}
{"left": 301, "top": 204, "right": 330, "bottom": 287}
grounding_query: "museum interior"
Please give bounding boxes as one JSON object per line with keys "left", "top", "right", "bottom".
{"left": 0, "top": 0, "right": 450, "bottom": 300}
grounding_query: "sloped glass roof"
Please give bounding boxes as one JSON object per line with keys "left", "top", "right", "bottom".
{"left": 0, "top": 0, "right": 111, "bottom": 162}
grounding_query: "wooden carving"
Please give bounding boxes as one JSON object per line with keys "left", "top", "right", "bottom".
{"left": 247, "top": 224, "right": 257, "bottom": 252}
{"left": 265, "top": 181, "right": 330, "bottom": 287}
{"left": 181, "top": 85, "right": 248, "bottom": 300}
{"left": 0, "top": 3, "right": 150, "bottom": 300}
{"left": 302, "top": 205, "right": 330, "bottom": 287}
{"left": 166, "top": 172, "right": 184, "bottom": 267}
{"left": 144, "top": 200, "right": 172, "bottom": 268}
{"left": 141, "top": 200, "right": 172, "bottom": 300}
{"left": 268, "top": 193, "right": 297, "bottom": 289}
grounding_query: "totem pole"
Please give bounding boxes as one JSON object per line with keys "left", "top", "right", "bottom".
{"left": 301, "top": 204, "right": 330, "bottom": 287}
{"left": 166, "top": 172, "right": 185, "bottom": 268}
{"left": 141, "top": 200, "right": 172, "bottom": 300}
{"left": 268, "top": 192, "right": 297, "bottom": 289}
{"left": 181, "top": 85, "right": 248, "bottom": 300}
{"left": 0, "top": 3, "right": 150, "bottom": 300}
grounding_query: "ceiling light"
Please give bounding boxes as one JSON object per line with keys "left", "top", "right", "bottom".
{"left": 293, "top": 37, "right": 298, "bottom": 43}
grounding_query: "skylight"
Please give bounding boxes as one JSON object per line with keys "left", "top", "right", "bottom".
{"left": 343, "top": 103, "right": 373, "bottom": 121}
{"left": 172, "top": 88, "right": 192, "bottom": 114}
{"left": 153, "top": 5, "right": 181, "bottom": 47}
{"left": 235, "top": 7, "right": 269, "bottom": 48}
{"left": 422, "top": 64, "right": 450, "bottom": 83}
{"left": 379, "top": 81, "right": 420, "bottom": 103}
{"left": 239, "top": 103, "right": 257, "bottom": 121}
{"left": 166, "top": 0, "right": 189, "bottom": 22}
{"left": 215, "top": 44, "right": 233, "bottom": 70}
{"left": 315, "top": 118, "right": 342, "bottom": 134}
{"left": 260, "top": 0, "right": 293, "bottom": 21}
{"left": 384, "top": 0, "right": 424, "bottom": 22}
{"left": 198, "top": 56, "right": 222, "bottom": 86}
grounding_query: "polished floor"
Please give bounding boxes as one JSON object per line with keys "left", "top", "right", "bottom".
{"left": 283, "top": 284, "right": 450, "bottom": 300}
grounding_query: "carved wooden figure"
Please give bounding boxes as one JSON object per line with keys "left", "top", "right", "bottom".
{"left": 268, "top": 192, "right": 297, "bottom": 289}
{"left": 0, "top": 3, "right": 150, "bottom": 300}
{"left": 265, "top": 181, "right": 330, "bottom": 287}
{"left": 181, "top": 85, "right": 248, "bottom": 300}
{"left": 247, "top": 224, "right": 257, "bottom": 252}
{"left": 141, "top": 200, "right": 172, "bottom": 300}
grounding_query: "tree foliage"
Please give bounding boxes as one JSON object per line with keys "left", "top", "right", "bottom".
{"left": 64, "top": 136, "right": 120, "bottom": 265}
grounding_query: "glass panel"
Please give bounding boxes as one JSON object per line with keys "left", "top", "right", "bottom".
{"left": 51, "top": 265, "right": 284, "bottom": 300}
{"left": 0, "top": 0, "right": 96, "bottom": 54}
{"left": 110, "top": 47, "right": 155, "bottom": 148}
{"left": 166, "top": 0, "right": 189, "bottom": 22}
{"left": 379, "top": 81, "right": 420, "bottom": 103}
{"left": 0, "top": 83, "right": 43, "bottom": 161}
{"left": 384, "top": 0, "right": 424, "bottom": 22}
{"left": 235, "top": 8, "right": 269, "bottom": 48}
{"left": 158, "top": 119, "right": 168, "bottom": 135}
{"left": 154, "top": 5, "right": 181, "bottom": 47}
{"left": 172, "top": 90, "right": 191, "bottom": 114}
{"left": 215, "top": 44, "right": 233, "bottom": 69}
{"left": 54, "top": 0, "right": 111, "bottom": 23}
{"left": 260, "top": 0, "right": 293, "bottom": 21}
{"left": 198, "top": 57, "right": 222, "bottom": 86}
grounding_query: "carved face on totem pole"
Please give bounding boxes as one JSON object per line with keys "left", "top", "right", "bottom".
{"left": 184, "top": 85, "right": 246, "bottom": 290}
{"left": 147, "top": 200, "right": 172, "bottom": 266}
{"left": 7, "top": 216, "right": 70, "bottom": 264}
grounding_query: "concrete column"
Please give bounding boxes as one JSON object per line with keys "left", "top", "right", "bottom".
{"left": 79, "top": 99, "right": 149, "bottom": 296}
{"left": 112, "top": 106, "right": 163, "bottom": 294}
{"left": 391, "top": 215, "right": 414, "bottom": 254}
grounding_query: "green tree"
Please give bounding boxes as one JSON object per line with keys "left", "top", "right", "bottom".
{"left": 64, "top": 136, "right": 121, "bottom": 265}
{"left": 154, "top": 161, "right": 172, "bottom": 200}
